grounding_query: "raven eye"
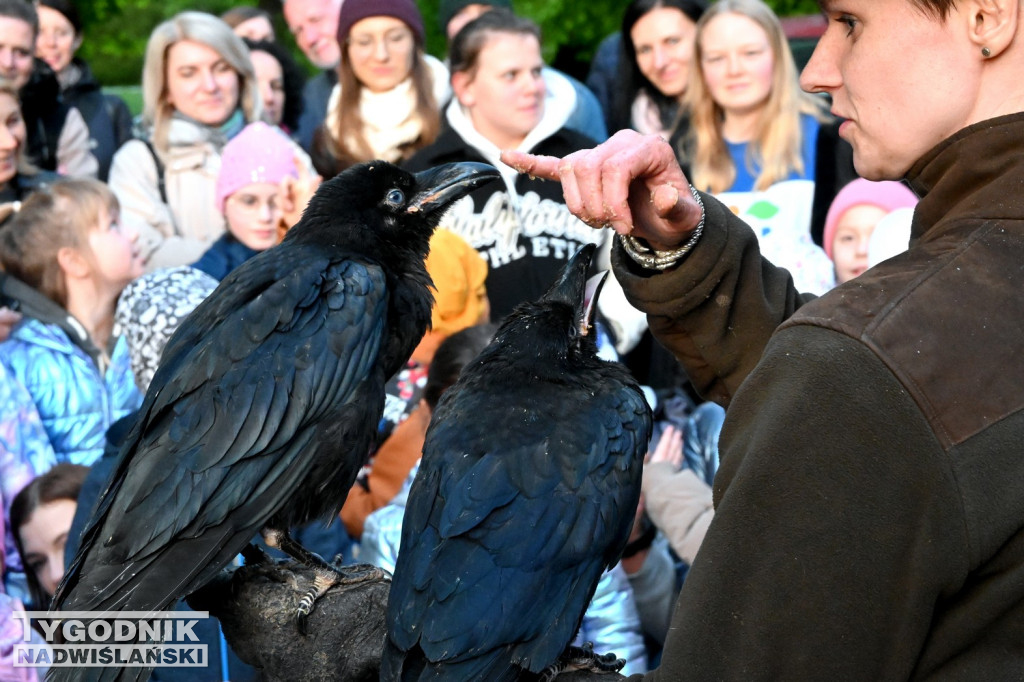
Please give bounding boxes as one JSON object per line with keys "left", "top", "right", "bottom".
{"left": 385, "top": 188, "right": 405, "bottom": 207}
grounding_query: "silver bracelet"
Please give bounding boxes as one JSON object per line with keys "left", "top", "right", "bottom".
{"left": 618, "top": 185, "right": 705, "bottom": 271}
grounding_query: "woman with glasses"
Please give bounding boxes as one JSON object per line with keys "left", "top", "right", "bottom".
{"left": 310, "top": 0, "right": 448, "bottom": 177}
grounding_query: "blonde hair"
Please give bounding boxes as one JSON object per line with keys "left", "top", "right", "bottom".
{"left": 684, "top": 0, "right": 829, "bottom": 193}
{"left": 0, "top": 179, "right": 119, "bottom": 308}
{"left": 141, "top": 11, "right": 260, "bottom": 153}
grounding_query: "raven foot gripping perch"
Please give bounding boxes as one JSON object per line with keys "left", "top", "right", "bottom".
{"left": 539, "top": 642, "right": 626, "bottom": 681}
{"left": 263, "top": 528, "right": 387, "bottom": 634}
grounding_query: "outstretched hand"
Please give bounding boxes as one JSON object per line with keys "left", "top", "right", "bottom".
{"left": 501, "top": 130, "right": 703, "bottom": 251}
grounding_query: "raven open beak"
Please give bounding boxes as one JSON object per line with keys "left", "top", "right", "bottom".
{"left": 543, "top": 243, "right": 608, "bottom": 337}
{"left": 407, "top": 162, "right": 500, "bottom": 216}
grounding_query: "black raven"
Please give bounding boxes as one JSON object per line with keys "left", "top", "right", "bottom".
{"left": 49, "top": 160, "right": 499, "bottom": 681}
{"left": 381, "top": 243, "right": 653, "bottom": 681}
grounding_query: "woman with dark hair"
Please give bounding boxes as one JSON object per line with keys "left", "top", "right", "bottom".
{"left": 9, "top": 463, "right": 88, "bottom": 610}
{"left": 243, "top": 38, "right": 307, "bottom": 136}
{"left": 34, "top": 0, "right": 133, "bottom": 181}
{"left": 607, "top": 0, "right": 707, "bottom": 150}
{"left": 311, "top": 0, "right": 448, "bottom": 176}
{"left": 0, "top": 0, "right": 96, "bottom": 178}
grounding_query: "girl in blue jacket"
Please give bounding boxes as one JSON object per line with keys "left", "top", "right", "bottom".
{"left": 0, "top": 178, "right": 144, "bottom": 468}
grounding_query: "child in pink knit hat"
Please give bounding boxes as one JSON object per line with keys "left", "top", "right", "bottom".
{"left": 823, "top": 178, "right": 918, "bottom": 284}
{"left": 194, "top": 122, "right": 321, "bottom": 281}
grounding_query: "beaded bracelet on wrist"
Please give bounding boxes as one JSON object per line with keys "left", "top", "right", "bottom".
{"left": 618, "top": 184, "right": 705, "bottom": 271}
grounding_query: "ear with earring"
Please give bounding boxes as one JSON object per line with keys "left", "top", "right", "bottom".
{"left": 982, "top": 46, "right": 992, "bottom": 57}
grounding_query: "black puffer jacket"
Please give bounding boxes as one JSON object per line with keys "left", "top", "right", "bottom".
{"left": 19, "top": 58, "right": 69, "bottom": 173}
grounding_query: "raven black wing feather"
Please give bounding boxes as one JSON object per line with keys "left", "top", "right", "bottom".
{"left": 386, "top": 367, "right": 650, "bottom": 679}
{"left": 56, "top": 245, "right": 389, "bottom": 613}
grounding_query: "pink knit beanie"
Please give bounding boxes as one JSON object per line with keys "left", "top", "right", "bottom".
{"left": 215, "top": 122, "right": 299, "bottom": 212}
{"left": 823, "top": 179, "right": 918, "bottom": 259}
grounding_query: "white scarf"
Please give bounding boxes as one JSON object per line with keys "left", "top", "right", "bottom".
{"left": 352, "top": 77, "right": 421, "bottom": 162}
{"left": 325, "top": 55, "right": 451, "bottom": 162}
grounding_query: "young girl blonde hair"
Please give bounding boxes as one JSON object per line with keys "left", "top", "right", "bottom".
{"left": 0, "top": 178, "right": 119, "bottom": 308}
{"left": 683, "top": 0, "right": 829, "bottom": 193}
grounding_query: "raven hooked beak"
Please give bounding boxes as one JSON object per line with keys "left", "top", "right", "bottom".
{"left": 407, "top": 162, "right": 500, "bottom": 215}
{"left": 545, "top": 243, "right": 608, "bottom": 337}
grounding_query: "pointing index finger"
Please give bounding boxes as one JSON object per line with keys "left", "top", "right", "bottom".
{"left": 500, "top": 149, "right": 562, "bottom": 181}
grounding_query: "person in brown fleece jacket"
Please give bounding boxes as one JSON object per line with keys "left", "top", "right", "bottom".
{"left": 503, "top": 0, "right": 1024, "bottom": 678}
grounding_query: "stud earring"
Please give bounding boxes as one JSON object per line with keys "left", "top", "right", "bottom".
{"left": 982, "top": 46, "right": 992, "bottom": 58}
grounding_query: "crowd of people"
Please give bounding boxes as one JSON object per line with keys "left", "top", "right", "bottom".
{"left": 6, "top": 0, "right": 1007, "bottom": 678}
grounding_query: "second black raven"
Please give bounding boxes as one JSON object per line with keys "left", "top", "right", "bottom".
{"left": 49, "top": 160, "right": 499, "bottom": 682}
{"left": 381, "top": 243, "right": 653, "bottom": 681}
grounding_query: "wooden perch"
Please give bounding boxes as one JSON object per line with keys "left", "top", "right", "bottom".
{"left": 187, "top": 560, "right": 627, "bottom": 681}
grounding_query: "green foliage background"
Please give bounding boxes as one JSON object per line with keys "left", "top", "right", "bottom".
{"left": 80, "top": 0, "right": 820, "bottom": 89}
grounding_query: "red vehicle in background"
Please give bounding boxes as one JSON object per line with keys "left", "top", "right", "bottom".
{"left": 781, "top": 13, "right": 827, "bottom": 73}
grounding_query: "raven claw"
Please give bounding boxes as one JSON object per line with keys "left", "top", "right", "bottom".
{"left": 295, "top": 592, "right": 315, "bottom": 636}
{"left": 291, "top": 564, "right": 389, "bottom": 634}
{"left": 336, "top": 563, "right": 389, "bottom": 585}
{"left": 266, "top": 529, "right": 391, "bottom": 633}
{"left": 539, "top": 642, "right": 625, "bottom": 680}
